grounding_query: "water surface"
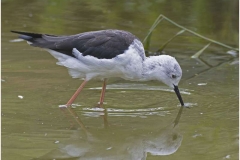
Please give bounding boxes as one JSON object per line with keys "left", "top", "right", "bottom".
{"left": 2, "top": 0, "right": 239, "bottom": 159}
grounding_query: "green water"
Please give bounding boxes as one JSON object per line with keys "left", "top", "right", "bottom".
{"left": 2, "top": 0, "right": 238, "bottom": 160}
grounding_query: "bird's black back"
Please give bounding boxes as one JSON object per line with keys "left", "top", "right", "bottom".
{"left": 11, "top": 30, "right": 138, "bottom": 59}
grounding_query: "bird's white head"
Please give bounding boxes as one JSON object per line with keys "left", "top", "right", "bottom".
{"left": 143, "top": 55, "right": 182, "bottom": 88}
{"left": 143, "top": 55, "right": 184, "bottom": 106}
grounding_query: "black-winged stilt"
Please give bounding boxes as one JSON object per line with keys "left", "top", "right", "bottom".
{"left": 11, "top": 30, "right": 184, "bottom": 107}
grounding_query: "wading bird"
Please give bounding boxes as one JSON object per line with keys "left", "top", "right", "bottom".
{"left": 11, "top": 30, "right": 184, "bottom": 107}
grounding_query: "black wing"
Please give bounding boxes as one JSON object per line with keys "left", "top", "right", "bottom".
{"left": 11, "top": 30, "right": 138, "bottom": 59}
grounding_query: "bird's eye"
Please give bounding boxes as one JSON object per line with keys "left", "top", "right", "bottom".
{"left": 172, "top": 74, "right": 176, "bottom": 79}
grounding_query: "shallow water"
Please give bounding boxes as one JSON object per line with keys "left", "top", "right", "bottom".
{"left": 2, "top": 0, "right": 239, "bottom": 160}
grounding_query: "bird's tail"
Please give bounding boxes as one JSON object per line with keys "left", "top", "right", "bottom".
{"left": 11, "top": 30, "right": 43, "bottom": 42}
{"left": 11, "top": 30, "right": 60, "bottom": 49}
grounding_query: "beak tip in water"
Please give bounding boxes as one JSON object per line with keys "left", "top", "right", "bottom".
{"left": 173, "top": 85, "right": 184, "bottom": 106}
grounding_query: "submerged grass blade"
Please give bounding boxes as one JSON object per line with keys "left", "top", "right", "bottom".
{"left": 157, "top": 29, "right": 185, "bottom": 52}
{"left": 143, "top": 15, "right": 164, "bottom": 51}
{"left": 191, "top": 43, "right": 211, "bottom": 58}
{"left": 160, "top": 14, "right": 238, "bottom": 52}
{"left": 144, "top": 14, "right": 237, "bottom": 57}
{"left": 144, "top": 32, "right": 152, "bottom": 50}
{"left": 144, "top": 32, "right": 152, "bottom": 57}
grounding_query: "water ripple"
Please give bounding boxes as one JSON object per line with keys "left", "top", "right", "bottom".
{"left": 81, "top": 107, "right": 170, "bottom": 118}
{"left": 89, "top": 83, "right": 192, "bottom": 95}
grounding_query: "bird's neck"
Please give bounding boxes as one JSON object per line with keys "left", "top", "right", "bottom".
{"left": 141, "top": 56, "right": 162, "bottom": 81}
{"left": 120, "top": 55, "right": 163, "bottom": 82}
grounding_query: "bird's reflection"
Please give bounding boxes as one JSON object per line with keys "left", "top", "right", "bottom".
{"left": 36, "top": 106, "right": 184, "bottom": 160}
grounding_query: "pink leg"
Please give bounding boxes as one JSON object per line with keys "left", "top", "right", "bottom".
{"left": 66, "top": 80, "right": 88, "bottom": 106}
{"left": 99, "top": 79, "right": 108, "bottom": 127}
{"left": 99, "top": 78, "right": 107, "bottom": 107}
{"left": 61, "top": 80, "right": 88, "bottom": 131}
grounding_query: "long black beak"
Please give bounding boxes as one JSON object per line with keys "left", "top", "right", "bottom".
{"left": 173, "top": 85, "right": 184, "bottom": 106}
